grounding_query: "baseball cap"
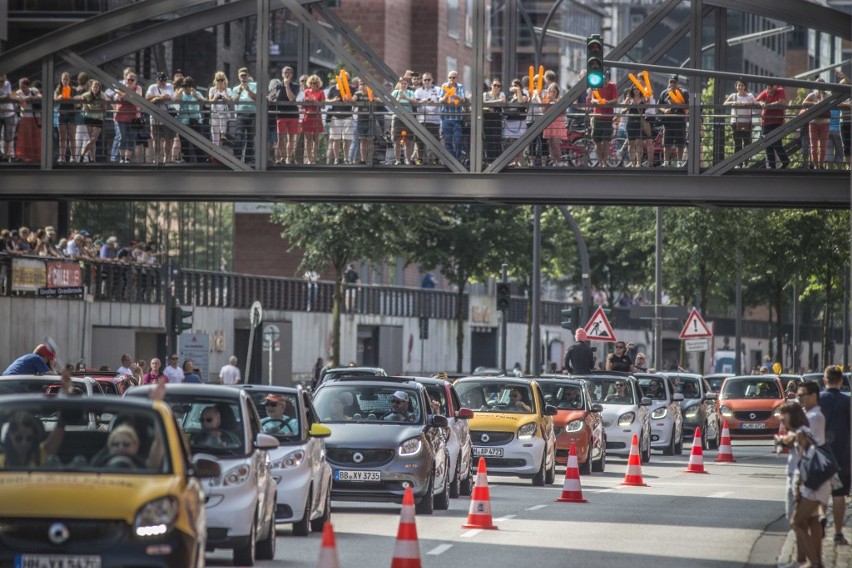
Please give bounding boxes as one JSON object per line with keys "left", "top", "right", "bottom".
{"left": 668, "top": 74, "right": 679, "bottom": 83}
{"left": 78, "top": 229, "right": 91, "bottom": 238}
{"left": 34, "top": 343, "right": 56, "bottom": 361}
{"left": 392, "top": 390, "right": 409, "bottom": 402}
{"left": 106, "top": 236, "right": 118, "bottom": 244}
{"left": 264, "top": 393, "right": 285, "bottom": 403}
{"left": 156, "top": 72, "right": 168, "bottom": 81}
{"left": 238, "top": 67, "right": 249, "bottom": 76}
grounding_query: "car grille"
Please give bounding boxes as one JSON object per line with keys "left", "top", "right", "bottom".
{"left": 733, "top": 411, "right": 772, "bottom": 421}
{"left": 0, "top": 518, "right": 125, "bottom": 550}
{"left": 605, "top": 440, "right": 627, "bottom": 450}
{"left": 470, "top": 431, "right": 514, "bottom": 446}
{"left": 326, "top": 448, "right": 395, "bottom": 467}
{"left": 483, "top": 458, "right": 527, "bottom": 468}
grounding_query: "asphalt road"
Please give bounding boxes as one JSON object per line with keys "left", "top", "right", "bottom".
{"left": 208, "top": 439, "right": 789, "bottom": 567}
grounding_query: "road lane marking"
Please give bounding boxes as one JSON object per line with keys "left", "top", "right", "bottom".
{"left": 527, "top": 504, "right": 548, "bottom": 511}
{"left": 495, "top": 514, "right": 517, "bottom": 522}
{"left": 427, "top": 544, "right": 453, "bottom": 555}
{"left": 707, "top": 491, "right": 734, "bottom": 498}
{"left": 461, "top": 529, "right": 482, "bottom": 538}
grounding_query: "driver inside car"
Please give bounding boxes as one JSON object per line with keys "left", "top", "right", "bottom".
{"left": 261, "top": 394, "right": 295, "bottom": 434}
{"left": 604, "top": 381, "right": 632, "bottom": 404}
{"left": 558, "top": 388, "right": 582, "bottom": 409}
{"left": 644, "top": 380, "right": 664, "bottom": 400}
{"left": 384, "top": 391, "right": 415, "bottom": 422}
{"left": 192, "top": 406, "right": 236, "bottom": 447}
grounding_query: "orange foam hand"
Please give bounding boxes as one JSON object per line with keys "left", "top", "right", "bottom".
{"left": 335, "top": 76, "right": 344, "bottom": 98}
{"left": 340, "top": 70, "right": 351, "bottom": 100}
{"left": 628, "top": 73, "right": 645, "bottom": 94}
{"left": 528, "top": 66, "right": 534, "bottom": 94}
{"left": 640, "top": 70, "right": 653, "bottom": 97}
{"left": 592, "top": 90, "right": 604, "bottom": 103}
{"left": 537, "top": 66, "right": 544, "bottom": 92}
{"left": 669, "top": 89, "right": 685, "bottom": 104}
{"left": 366, "top": 86, "right": 374, "bottom": 103}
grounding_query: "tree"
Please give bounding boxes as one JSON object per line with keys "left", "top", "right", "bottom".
{"left": 270, "top": 203, "right": 405, "bottom": 364}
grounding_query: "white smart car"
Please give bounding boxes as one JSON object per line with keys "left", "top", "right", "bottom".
{"left": 579, "top": 373, "right": 652, "bottom": 463}
{"left": 635, "top": 373, "right": 684, "bottom": 455}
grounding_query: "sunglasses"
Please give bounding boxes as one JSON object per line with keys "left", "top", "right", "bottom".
{"left": 109, "top": 440, "right": 134, "bottom": 448}
{"left": 615, "top": 383, "right": 625, "bottom": 388}
{"left": 423, "top": 78, "right": 432, "bottom": 82}
{"left": 392, "top": 399, "right": 405, "bottom": 404}
{"left": 126, "top": 78, "right": 137, "bottom": 82}
{"left": 492, "top": 84, "right": 501, "bottom": 87}
{"left": 202, "top": 417, "right": 217, "bottom": 423}
{"left": 264, "top": 402, "right": 280, "bottom": 407}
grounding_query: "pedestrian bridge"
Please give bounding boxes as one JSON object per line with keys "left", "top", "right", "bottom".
{"left": 0, "top": 0, "right": 849, "bottom": 206}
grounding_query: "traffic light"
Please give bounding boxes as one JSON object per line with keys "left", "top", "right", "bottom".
{"left": 561, "top": 306, "right": 582, "bottom": 330}
{"left": 496, "top": 283, "right": 510, "bottom": 312}
{"left": 171, "top": 299, "right": 193, "bottom": 335}
{"left": 586, "top": 34, "right": 605, "bottom": 89}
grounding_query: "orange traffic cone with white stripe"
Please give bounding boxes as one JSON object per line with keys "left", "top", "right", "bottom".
{"left": 684, "top": 426, "right": 708, "bottom": 473}
{"left": 556, "top": 442, "right": 588, "bottom": 503}
{"left": 317, "top": 521, "right": 340, "bottom": 568}
{"left": 714, "top": 420, "right": 736, "bottom": 463}
{"left": 462, "top": 457, "right": 498, "bottom": 529}
{"left": 390, "top": 486, "right": 421, "bottom": 568}
{"left": 773, "top": 422, "right": 789, "bottom": 454}
{"left": 619, "top": 434, "right": 648, "bottom": 487}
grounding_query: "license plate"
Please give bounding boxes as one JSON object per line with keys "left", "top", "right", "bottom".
{"left": 741, "top": 422, "right": 765, "bottom": 430}
{"left": 16, "top": 556, "right": 101, "bottom": 568}
{"left": 335, "top": 470, "right": 381, "bottom": 482}
{"left": 473, "top": 446, "right": 504, "bottom": 457}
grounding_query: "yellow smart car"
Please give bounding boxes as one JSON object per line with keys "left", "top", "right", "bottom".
{"left": 0, "top": 394, "right": 218, "bottom": 567}
{"left": 454, "top": 377, "right": 557, "bottom": 485}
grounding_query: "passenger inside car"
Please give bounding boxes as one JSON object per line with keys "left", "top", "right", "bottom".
{"left": 0, "top": 410, "right": 66, "bottom": 468}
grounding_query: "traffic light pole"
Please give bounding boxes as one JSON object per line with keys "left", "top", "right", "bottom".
{"left": 501, "top": 263, "right": 508, "bottom": 374}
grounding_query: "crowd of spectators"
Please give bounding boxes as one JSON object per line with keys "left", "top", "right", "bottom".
{"left": 0, "top": 64, "right": 849, "bottom": 169}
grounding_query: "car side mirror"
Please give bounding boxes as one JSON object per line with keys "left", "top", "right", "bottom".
{"left": 430, "top": 415, "right": 449, "bottom": 428}
{"left": 672, "top": 393, "right": 684, "bottom": 402}
{"left": 192, "top": 457, "right": 221, "bottom": 478}
{"left": 639, "top": 397, "right": 652, "bottom": 407}
{"left": 455, "top": 407, "right": 474, "bottom": 420}
{"left": 703, "top": 392, "right": 717, "bottom": 401}
{"left": 309, "top": 423, "right": 332, "bottom": 438}
{"left": 255, "top": 432, "right": 280, "bottom": 449}
{"left": 590, "top": 403, "right": 604, "bottom": 413}
{"left": 543, "top": 404, "right": 558, "bottom": 416}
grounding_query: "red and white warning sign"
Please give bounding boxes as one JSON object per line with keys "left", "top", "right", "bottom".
{"left": 679, "top": 308, "right": 713, "bottom": 339}
{"left": 584, "top": 306, "right": 617, "bottom": 342}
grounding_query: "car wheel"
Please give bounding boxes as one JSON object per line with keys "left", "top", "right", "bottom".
{"left": 708, "top": 422, "right": 721, "bottom": 450}
{"left": 310, "top": 485, "right": 332, "bottom": 533}
{"left": 532, "top": 454, "right": 546, "bottom": 486}
{"left": 256, "top": 506, "right": 276, "bottom": 560}
{"left": 434, "top": 467, "right": 450, "bottom": 510}
{"left": 459, "top": 457, "right": 473, "bottom": 496}
{"left": 292, "top": 489, "right": 311, "bottom": 536}
{"left": 579, "top": 444, "right": 593, "bottom": 476}
{"left": 232, "top": 517, "right": 256, "bottom": 566}
{"left": 663, "top": 428, "right": 676, "bottom": 456}
{"left": 449, "top": 454, "right": 461, "bottom": 499}
{"left": 674, "top": 433, "right": 684, "bottom": 455}
{"left": 545, "top": 448, "right": 557, "bottom": 485}
{"left": 640, "top": 433, "right": 651, "bottom": 464}
{"left": 592, "top": 438, "right": 606, "bottom": 473}
{"left": 415, "top": 475, "right": 434, "bottom": 515}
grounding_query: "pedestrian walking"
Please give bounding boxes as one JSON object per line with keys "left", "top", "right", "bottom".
{"left": 819, "top": 365, "right": 851, "bottom": 545}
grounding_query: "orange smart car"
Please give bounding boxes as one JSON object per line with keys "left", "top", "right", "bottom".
{"left": 538, "top": 377, "right": 605, "bottom": 474}
{"left": 716, "top": 375, "right": 787, "bottom": 438}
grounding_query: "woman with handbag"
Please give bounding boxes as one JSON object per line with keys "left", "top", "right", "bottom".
{"left": 778, "top": 401, "right": 833, "bottom": 568}
{"left": 723, "top": 80, "right": 755, "bottom": 163}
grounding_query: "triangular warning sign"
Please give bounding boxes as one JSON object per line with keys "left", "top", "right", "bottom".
{"left": 584, "top": 307, "right": 617, "bottom": 342}
{"left": 680, "top": 308, "right": 713, "bottom": 339}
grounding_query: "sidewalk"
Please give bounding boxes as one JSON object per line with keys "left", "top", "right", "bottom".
{"left": 777, "top": 496, "right": 852, "bottom": 567}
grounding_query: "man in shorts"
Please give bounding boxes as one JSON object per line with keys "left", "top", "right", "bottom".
{"left": 271, "top": 66, "right": 300, "bottom": 164}
{"left": 658, "top": 75, "right": 690, "bottom": 167}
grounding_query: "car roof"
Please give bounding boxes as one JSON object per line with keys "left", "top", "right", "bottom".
{"left": 569, "top": 372, "right": 634, "bottom": 380}
{"left": 317, "top": 375, "right": 427, "bottom": 390}
{"left": 406, "top": 376, "right": 452, "bottom": 387}
{"left": 455, "top": 376, "right": 537, "bottom": 386}
{"left": 534, "top": 377, "right": 587, "bottom": 387}
{"left": 323, "top": 366, "right": 386, "bottom": 375}
{"left": 232, "top": 384, "right": 299, "bottom": 396}
{"left": 661, "top": 372, "right": 703, "bottom": 379}
{"left": 128, "top": 383, "right": 246, "bottom": 400}
{"left": 0, "top": 393, "right": 155, "bottom": 410}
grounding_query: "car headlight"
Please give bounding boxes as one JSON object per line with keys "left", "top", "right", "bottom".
{"left": 618, "top": 412, "right": 635, "bottom": 427}
{"left": 651, "top": 407, "right": 667, "bottom": 420}
{"left": 134, "top": 497, "right": 178, "bottom": 537}
{"left": 208, "top": 463, "right": 252, "bottom": 487}
{"left": 773, "top": 406, "right": 782, "bottom": 418}
{"left": 720, "top": 405, "right": 733, "bottom": 417}
{"left": 270, "top": 449, "right": 305, "bottom": 470}
{"left": 684, "top": 407, "right": 699, "bottom": 419}
{"left": 399, "top": 437, "right": 422, "bottom": 456}
{"left": 517, "top": 423, "right": 537, "bottom": 439}
{"left": 564, "top": 419, "right": 584, "bottom": 433}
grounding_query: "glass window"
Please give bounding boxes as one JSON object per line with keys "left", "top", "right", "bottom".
{"left": 540, "top": 382, "right": 584, "bottom": 410}
{"left": 313, "top": 385, "right": 422, "bottom": 424}
{"left": 583, "top": 377, "right": 636, "bottom": 405}
{"left": 455, "top": 381, "right": 534, "bottom": 414}
{"left": 447, "top": 0, "right": 460, "bottom": 39}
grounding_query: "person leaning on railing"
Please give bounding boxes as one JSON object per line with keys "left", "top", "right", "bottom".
{"left": 722, "top": 79, "right": 756, "bottom": 164}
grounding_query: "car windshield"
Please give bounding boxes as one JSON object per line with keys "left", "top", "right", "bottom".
{"left": 706, "top": 377, "right": 727, "bottom": 393}
{"left": 164, "top": 396, "right": 246, "bottom": 456}
{"left": 424, "top": 385, "right": 448, "bottom": 416}
{"left": 637, "top": 376, "right": 667, "bottom": 400}
{"left": 539, "top": 383, "right": 584, "bottom": 410}
{"left": 0, "top": 400, "right": 171, "bottom": 474}
{"left": 454, "top": 381, "right": 534, "bottom": 414}
{"left": 582, "top": 377, "right": 636, "bottom": 405}
{"left": 245, "top": 390, "right": 300, "bottom": 440}
{"left": 313, "top": 385, "right": 422, "bottom": 423}
{"left": 720, "top": 378, "right": 782, "bottom": 400}
{"left": 670, "top": 376, "right": 701, "bottom": 399}
{"left": 0, "top": 378, "right": 89, "bottom": 396}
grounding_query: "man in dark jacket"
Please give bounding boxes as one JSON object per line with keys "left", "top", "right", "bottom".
{"left": 819, "top": 365, "right": 850, "bottom": 545}
{"left": 564, "top": 328, "right": 595, "bottom": 374}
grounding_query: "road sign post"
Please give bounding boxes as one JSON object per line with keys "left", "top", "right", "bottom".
{"left": 245, "top": 301, "right": 263, "bottom": 384}
{"left": 583, "top": 306, "right": 617, "bottom": 342}
{"left": 263, "top": 324, "right": 280, "bottom": 386}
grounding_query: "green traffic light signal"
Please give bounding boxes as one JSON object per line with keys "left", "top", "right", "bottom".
{"left": 587, "top": 34, "right": 605, "bottom": 89}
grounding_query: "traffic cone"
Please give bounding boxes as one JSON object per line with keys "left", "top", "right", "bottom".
{"left": 619, "top": 434, "right": 648, "bottom": 487}
{"left": 317, "top": 521, "right": 339, "bottom": 568}
{"left": 684, "top": 426, "right": 708, "bottom": 473}
{"left": 773, "top": 422, "right": 789, "bottom": 455}
{"left": 714, "top": 420, "right": 737, "bottom": 463}
{"left": 462, "top": 457, "right": 498, "bottom": 529}
{"left": 390, "top": 486, "right": 421, "bottom": 568}
{"left": 556, "top": 442, "right": 588, "bottom": 503}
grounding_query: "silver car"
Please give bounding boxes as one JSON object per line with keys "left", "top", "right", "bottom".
{"left": 662, "top": 372, "right": 721, "bottom": 450}
{"left": 635, "top": 373, "right": 684, "bottom": 455}
{"left": 312, "top": 377, "right": 450, "bottom": 514}
{"left": 580, "top": 373, "right": 652, "bottom": 463}
{"left": 238, "top": 384, "right": 333, "bottom": 536}
{"left": 127, "top": 384, "right": 279, "bottom": 566}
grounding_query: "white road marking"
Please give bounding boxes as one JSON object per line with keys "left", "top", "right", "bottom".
{"left": 707, "top": 491, "right": 734, "bottom": 498}
{"left": 427, "top": 544, "right": 453, "bottom": 555}
{"left": 495, "top": 514, "right": 517, "bottom": 522}
{"left": 461, "top": 529, "right": 482, "bottom": 538}
{"left": 527, "top": 504, "right": 548, "bottom": 511}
